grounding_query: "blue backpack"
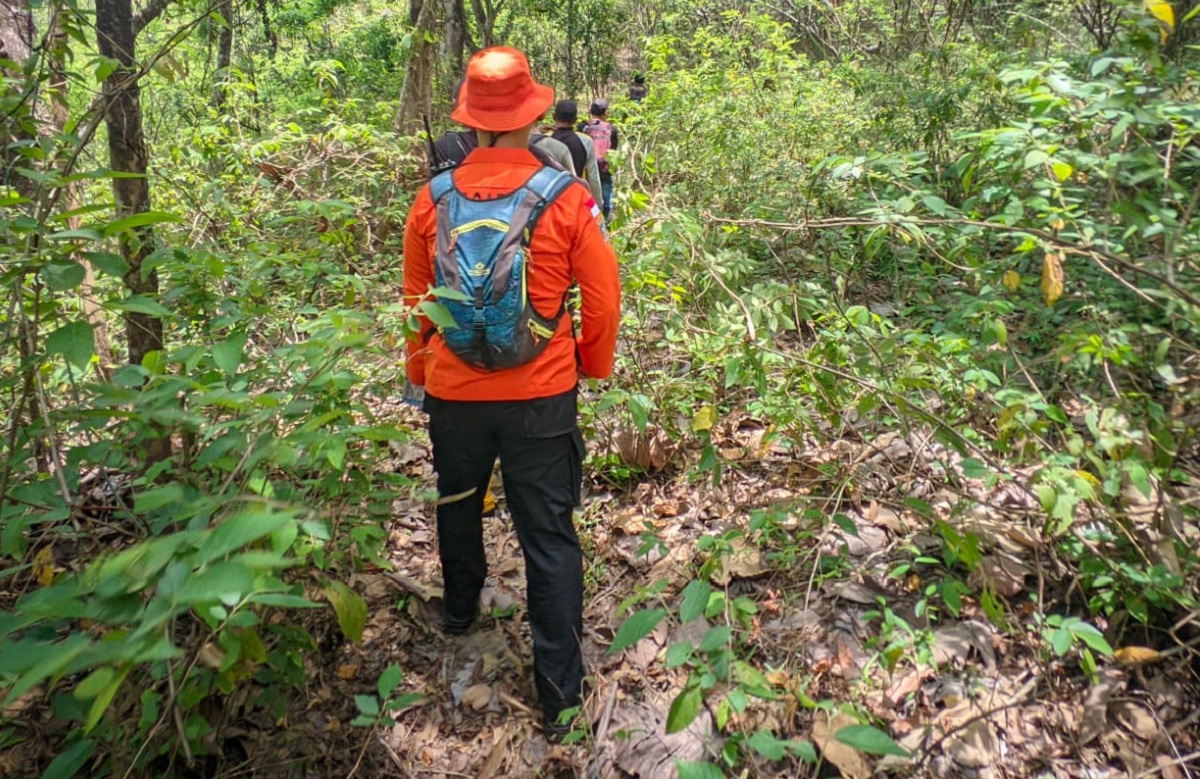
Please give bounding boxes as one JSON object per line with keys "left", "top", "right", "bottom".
{"left": 427, "top": 166, "right": 576, "bottom": 370}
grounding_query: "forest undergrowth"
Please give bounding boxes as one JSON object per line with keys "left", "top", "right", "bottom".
{"left": 2, "top": 1, "right": 1200, "bottom": 778}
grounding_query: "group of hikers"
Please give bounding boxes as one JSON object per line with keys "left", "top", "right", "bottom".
{"left": 402, "top": 48, "right": 626, "bottom": 739}
{"left": 427, "top": 85, "right": 622, "bottom": 223}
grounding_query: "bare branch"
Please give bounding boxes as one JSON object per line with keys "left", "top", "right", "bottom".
{"left": 133, "top": 0, "right": 176, "bottom": 35}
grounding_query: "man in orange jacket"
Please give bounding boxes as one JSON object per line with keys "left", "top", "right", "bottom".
{"left": 403, "top": 47, "right": 620, "bottom": 735}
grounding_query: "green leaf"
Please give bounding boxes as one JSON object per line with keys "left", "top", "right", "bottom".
{"left": 665, "top": 641, "right": 694, "bottom": 669}
{"left": 40, "top": 738, "right": 95, "bottom": 779}
{"left": 46, "top": 321, "right": 95, "bottom": 370}
{"left": 628, "top": 393, "right": 652, "bottom": 431}
{"left": 673, "top": 760, "right": 723, "bottom": 779}
{"left": 666, "top": 683, "right": 702, "bottom": 734}
{"left": 83, "top": 251, "right": 128, "bottom": 276}
{"left": 378, "top": 664, "right": 403, "bottom": 699}
{"left": 5, "top": 634, "right": 91, "bottom": 704}
{"left": 697, "top": 625, "right": 732, "bottom": 653}
{"left": 103, "top": 210, "right": 182, "bottom": 236}
{"left": 47, "top": 228, "right": 103, "bottom": 241}
{"left": 112, "top": 295, "right": 172, "bottom": 317}
{"left": 430, "top": 285, "right": 470, "bottom": 302}
{"left": 1049, "top": 628, "right": 1073, "bottom": 656}
{"left": 1070, "top": 622, "right": 1114, "bottom": 656}
{"left": 959, "top": 458, "right": 989, "bottom": 479}
{"left": 73, "top": 667, "right": 115, "bottom": 700}
{"left": 790, "top": 740, "right": 818, "bottom": 762}
{"left": 212, "top": 332, "right": 247, "bottom": 376}
{"left": 324, "top": 580, "right": 367, "bottom": 645}
{"left": 199, "top": 509, "right": 292, "bottom": 565}
{"left": 607, "top": 607, "right": 667, "bottom": 655}
{"left": 41, "top": 261, "right": 86, "bottom": 291}
{"left": 418, "top": 300, "right": 458, "bottom": 329}
{"left": 921, "top": 195, "right": 948, "bottom": 216}
{"left": 679, "top": 579, "right": 711, "bottom": 623}
{"left": 248, "top": 593, "right": 317, "bottom": 608}
{"left": 354, "top": 694, "right": 380, "bottom": 717}
{"left": 134, "top": 483, "right": 184, "bottom": 514}
{"left": 747, "top": 729, "right": 785, "bottom": 760}
{"left": 83, "top": 667, "right": 127, "bottom": 732}
{"left": 834, "top": 724, "right": 910, "bottom": 757}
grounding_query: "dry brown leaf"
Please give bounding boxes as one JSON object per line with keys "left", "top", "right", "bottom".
{"left": 651, "top": 500, "right": 680, "bottom": 518}
{"left": 335, "top": 663, "right": 359, "bottom": 680}
{"left": 1078, "top": 668, "right": 1123, "bottom": 745}
{"left": 476, "top": 728, "right": 510, "bottom": 778}
{"left": 1155, "top": 753, "right": 1185, "bottom": 779}
{"left": 1114, "top": 646, "right": 1163, "bottom": 665}
{"left": 947, "top": 720, "right": 1000, "bottom": 769}
{"left": 710, "top": 538, "right": 768, "bottom": 585}
{"left": 614, "top": 426, "right": 672, "bottom": 472}
{"left": 812, "top": 711, "right": 872, "bottom": 779}
{"left": 461, "top": 684, "right": 493, "bottom": 712}
{"left": 1041, "top": 250, "right": 1064, "bottom": 305}
{"left": 1112, "top": 700, "right": 1162, "bottom": 741}
{"left": 932, "top": 621, "right": 997, "bottom": 669}
{"left": 967, "top": 555, "right": 1030, "bottom": 597}
{"left": 612, "top": 510, "right": 650, "bottom": 535}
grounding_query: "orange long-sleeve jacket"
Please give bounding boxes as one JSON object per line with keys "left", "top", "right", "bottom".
{"left": 403, "top": 147, "right": 621, "bottom": 401}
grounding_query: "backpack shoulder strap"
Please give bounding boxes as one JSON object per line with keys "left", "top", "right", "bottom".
{"left": 524, "top": 167, "right": 576, "bottom": 205}
{"left": 429, "top": 169, "right": 456, "bottom": 203}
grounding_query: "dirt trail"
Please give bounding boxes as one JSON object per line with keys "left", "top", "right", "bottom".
{"left": 328, "top": 406, "right": 1200, "bottom": 778}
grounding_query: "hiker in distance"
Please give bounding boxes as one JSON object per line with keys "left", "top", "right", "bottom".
{"left": 578, "top": 98, "right": 617, "bottom": 222}
{"left": 550, "top": 99, "right": 603, "bottom": 208}
{"left": 628, "top": 73, "right": 648, "bottom": 102}
{"left": 427, "top": 85, "right": 574, "bottom": 178}
{"left": 402, "top": 47, "right": 620, "bottom": 738}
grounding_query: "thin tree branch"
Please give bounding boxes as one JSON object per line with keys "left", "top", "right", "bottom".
{"left": 133, "top": 0, "right": 177, "bottom": 35}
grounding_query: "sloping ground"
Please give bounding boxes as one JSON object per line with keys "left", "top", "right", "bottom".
{"left": 4, "top": 399, "right": 1193, "bottom": 779}
{"left": 337, "top": 402, "right": 1200, "bottom": 778}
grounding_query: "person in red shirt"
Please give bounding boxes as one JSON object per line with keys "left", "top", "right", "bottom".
{"left": 402, "top": 47, "right": 620, "bottom": 736}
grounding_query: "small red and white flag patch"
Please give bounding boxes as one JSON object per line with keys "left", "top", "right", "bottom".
{"left": 585, "top": 198, "right": 601, "bottom": 219}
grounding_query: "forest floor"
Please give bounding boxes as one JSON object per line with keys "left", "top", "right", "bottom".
{"left": 5, "top": 370, "right": 1196, "bottom": 779}
{"left": 245, "top": 399, "right": 1200, "bottom": 779}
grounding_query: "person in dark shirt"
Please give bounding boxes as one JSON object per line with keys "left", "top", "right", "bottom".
{"left": 550, "top": 100, "right": 588, "bottom": 176}
{"left": 628, "top": 74, "right": 648, "bottom": 102}
{"left": 428, "top": 128, "right": 566, "bottom": 178}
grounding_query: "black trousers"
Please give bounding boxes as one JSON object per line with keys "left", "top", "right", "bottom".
{"left": 424, "top": 389, "right": 585, "bottom": 718}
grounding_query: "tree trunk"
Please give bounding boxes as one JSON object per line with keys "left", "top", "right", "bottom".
{"left": 442, "top": 0, "right": 466, "bottom": 77}
{"left": 95, "top": 0, "right": 172, "bottom": 462}
{"left": 395, "top": 0, "right": 437, "bottom": 135}
{"left": 565, "top": 0, "right": 575, "bottom": 99}
{"left": 1, "top": 0, "right": 37, "bottom": 201}
{"left": 255, "top": 0, "right": 276, "bottom": 58}
{"left": 468, "top": 0, "right": 501, "bottom": 48}
{"left": 211, "top": 0, "right": 234, "bottom": 109}
{"left": 49, "top": 2, "right": 114, "bottom": 375}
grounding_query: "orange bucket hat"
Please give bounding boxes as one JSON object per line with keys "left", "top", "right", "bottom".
{"left": 450, "top": 47, "right": 554, "bottom": 132}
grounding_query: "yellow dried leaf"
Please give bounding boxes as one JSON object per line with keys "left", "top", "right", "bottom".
{"left": 1041, "top": 252, "right": 1064, "bottom": 305}
{"left": 1144, "top": 0, "right": 1175, "bottom": 30}
{"left": 691, "top": 405, "right": 715, "bottom": 433}
{"left": 336, "top": 663, "right": 360, "bottom": 680}
{"left": 1002, "top": 270, "right": 1021, "bottom": 293}
{"left": 1114, "top": 646, "right": 1162, "bottom": 665}
{"left": 33, "top": 546, "right": 54, "bottom": 587}
{"left": 1049, "top": 217, "right": 1066, "bottom": 232}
